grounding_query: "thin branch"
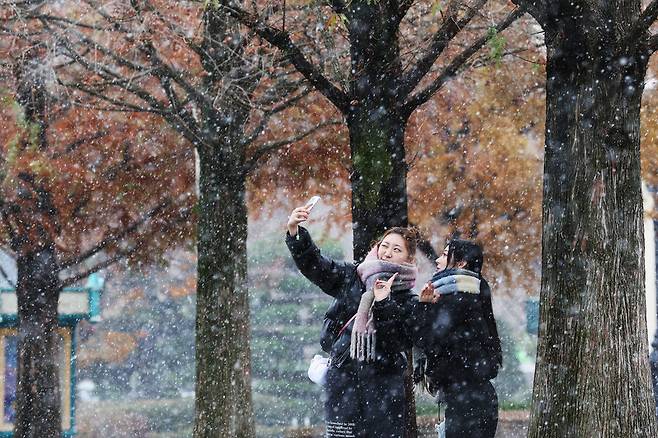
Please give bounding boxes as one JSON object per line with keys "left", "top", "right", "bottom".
{"left": 51, "top": 130, "right": 108, "bottom": 159}
{"left": 60, "top": 205, "right": 193, "bottom": 288}
{"left": 240, "top": 88, "right": 312, "bottom": 147}
{"left": 55, "top": 39, "right": 169, "bottom": 112}
{"left": 0, "top": 264, "right": 16, "bottom": 289}
{"left": 58, "top": 79, "right": 161, "bottom": 113}
{"left": 59, "top": 200, "right": 171, "bottom": 270}
{"left": 47, "top": 6, "right": 216, "bottom": 117}
{"left": 649, "top": 33, "right": 658, "bottom": 54}
{"left": 139, "top": 40, "right": 217, "bottom": 117}
{"left": 26, "top": 13, "right": 108, "bottom": 31}
{"left": 222, "top": 3, "right": 350, "bottom": 113}
{"left": 1, "top": 210, "right": 19, "bottom": 253}
{"left": 60, "top": 249, "right": 132, "bottom": 288}
{"left": 397, "top": 0, "right": 416, "bottom": 22}
{"left": 47, "top": 20, "right": 150, "bottom": 75}
{"left": 398, "top": 0, "right": 488, "bottom": 98}
{"left": 254, "top": 78, "right": 307, "bottom": 107}
{"left": 243, "top": 120, "right": 342, "bottom": 175}
{"left": 639, "top": 0, "right": 658, "bottom": 34}
{"left": 402, "top": 6, "right": 525, "bottom": 116}
{"left": 509, "top": 0, "right": 545, "bottom": 27}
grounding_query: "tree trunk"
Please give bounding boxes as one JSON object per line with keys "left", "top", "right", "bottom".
{"left": 15, "top": 248, "right": 62, "bottom": 438}
{"left": 348, "top": 109, "right": 409, "bottom": 261}
{"left": 346, "top": 1, "right": 408, "bottom": 262}
{"left": 403, "top": 354, "right": 418, "bottom": 438}
{"left": 194, "top": 153, "right": 254, "bottom": 438}
{"left": 529, "top": 10, "right": 657, "bottom": 435}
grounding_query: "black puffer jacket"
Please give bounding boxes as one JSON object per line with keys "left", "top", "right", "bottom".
{"left": 286, "top": 227, "right": 415, "bottom": 372}
{"left": 417, "top": 269, "right": 502, "bottom": 387}
{"left": 373, "top": 269, "right": 501, "bottom": 387}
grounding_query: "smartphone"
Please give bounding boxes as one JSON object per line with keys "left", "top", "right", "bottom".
{"left": 305, "top": 195, "right": 321, "bottom": 211}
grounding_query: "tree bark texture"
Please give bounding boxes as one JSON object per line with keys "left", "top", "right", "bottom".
{"left": 15, "top": 249, "right": 62, "bottom": 438}
{"left": 346, "top": 3, "right": 409, "bottom": 262}
{"left": 349, "top": 110, "right": 409, "bottom": 261}
{"left": 529, "top": 2, "right": 658, "bottom": 435}
{"left": 193, "top": 8, "right": 257, "bottom": 437}
{"left": 194, "top": 152, "right": 254, "bottom": 438}
{"left": 13, "top": 54, "right": 63, "bottom": 438}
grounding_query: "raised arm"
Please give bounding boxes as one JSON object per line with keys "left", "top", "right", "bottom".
{"left": 285, "top": 226, "right": 349, "bottom": 297}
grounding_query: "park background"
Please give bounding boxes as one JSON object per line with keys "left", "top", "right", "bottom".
{"left": 1, "top": 1, "right": 658, "bottom": 436}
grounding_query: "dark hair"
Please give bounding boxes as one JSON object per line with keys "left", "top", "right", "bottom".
{"left": 377, "top": 227, "right": 421, "bottom": 260}
{"left": 447, "top": 239, "right": 502, "bottom": 367}
{"left": 446, "top": 239, "right": 483, "bottom": 273}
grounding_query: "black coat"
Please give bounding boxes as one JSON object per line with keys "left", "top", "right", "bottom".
{"left": 373, "top": 269, "right": 501, "bottom": 387}
{"left": 286, "top": 227, "right": 415, "bottom": 372}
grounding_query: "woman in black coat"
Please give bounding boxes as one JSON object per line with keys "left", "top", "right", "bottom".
{"left": 374, "top": 239, "right": 502, "bottom": 438}
{"left": 285, "top": 204, "right": 419, "bottom": 437}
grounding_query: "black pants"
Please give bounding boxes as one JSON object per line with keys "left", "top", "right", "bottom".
{"left": 442, "top": 380, "right": 498, "bottom": 438}
{"left": 324, "top": 362, "right": 405, "bottom": 438}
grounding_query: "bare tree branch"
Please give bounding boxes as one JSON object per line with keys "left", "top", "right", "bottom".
{"left": 55, "top": 39, "right": 169, "bottom": 111}
{"left": 58, "top": 80, "right": 160, "bottom": 113}
{"left": 243, "top": 120, "right": 342, "bottom": 175}
{"left": 47, "top": 16, "right": 218, "bottom": 118}
{"left": 60, "top": 249, "right": 133, "bottom": 288}
{"left": 59, "top": 200, "right": 171, "bottom": 270}
{"left": 241, "top": 88, "right": 312, "bottom": 148}
{"left": 222, "top": 3, "right": 351, "bottom": 113}
{"left": 639, "top": 0, "right": 658, "bottom": 33}
{"left": 1, "top": 210, "right": 19, "bottom": 253}
{"left": 51, "top": 130, "right": 108, "bottom": 159}
{"left": 620, "top": 0, "right": 658, "bottom": 51}
{"left": 396, "top": 0, "right": 416, "bottom": 22}
{"left": 0, "top": 263, "right": 16, "bottom": 288}
{"left": 401, "top": 6, "right": 525, "bottom": 116}
{"left": 509, "top": 0, "right": 545, "bottom": 26}
{"left": 139, "top": 40, "right": 218, "bottom": 117}
{"left": 254, "top": 78, "right": 307, "bottom": 107}
{"left": 649, "top": 32, "right": 658, "bottom": 53}
{"left": 60, "top": 205, "right": 193, "bottom": 287}
{"left": 398, "top": 0, "right": 488, "bottom": 98}
{"left": 25, "top": 12, "right": 108, "bottom": 30}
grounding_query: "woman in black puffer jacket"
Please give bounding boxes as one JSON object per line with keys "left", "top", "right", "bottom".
{"left": 285, "top": 203, "right": 419, "bottom": 438}
{"left": 419, "top": 239, "right": 502, "bottom": 438}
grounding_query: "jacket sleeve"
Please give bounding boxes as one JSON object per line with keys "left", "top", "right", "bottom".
{"left": 418, "top": 296, "right": 471, "bottom": 354}
{"left": 407, "top": 301, "right": 437, "bottom": 351}
{"left": 285, "top": 226, "right": 349, "bottom": 297}
{"left": 371, "top": 295, "right": 416, "bottom": 354}
{"left": 376, "top": 297, "right": 453, "bottom": 353}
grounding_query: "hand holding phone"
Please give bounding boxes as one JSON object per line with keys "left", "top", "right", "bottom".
{"left": 287, "top": 195, "right": 320, "bottom": 237}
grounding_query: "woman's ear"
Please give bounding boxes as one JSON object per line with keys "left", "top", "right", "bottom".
{"left": 457, "top": 260, "right": 467, "bottom": 269}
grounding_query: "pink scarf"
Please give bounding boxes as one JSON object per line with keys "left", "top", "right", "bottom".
{"left": 350, "top": 247, "right": 417, "bottom": 361}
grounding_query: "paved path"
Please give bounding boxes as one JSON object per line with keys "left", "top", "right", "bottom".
{"left": 282, "top": 411, "right": 530, "bottom": 437}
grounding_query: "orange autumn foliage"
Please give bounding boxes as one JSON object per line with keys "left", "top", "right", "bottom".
{"left": 77, "top": 331, "right": 139, "bottom": 367}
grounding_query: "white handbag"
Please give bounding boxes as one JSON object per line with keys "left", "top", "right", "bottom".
{"left": 435, "top": 421, "right": 446, "bottom": 438}
{"left": 307, "top": 354, "right": 329, "bottom": 386}
{"left": 307, "top": 314, "right": 355, "bottom": 386}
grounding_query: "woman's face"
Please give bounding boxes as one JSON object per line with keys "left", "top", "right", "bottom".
{"left": 435, "top": 245, "right": 466, "bottom": 271}
{"left": 435, "top": 246, "right": 449, "bottom": 271}
{"left": 377, "top": 233, "right": 411, "bottom": 264}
